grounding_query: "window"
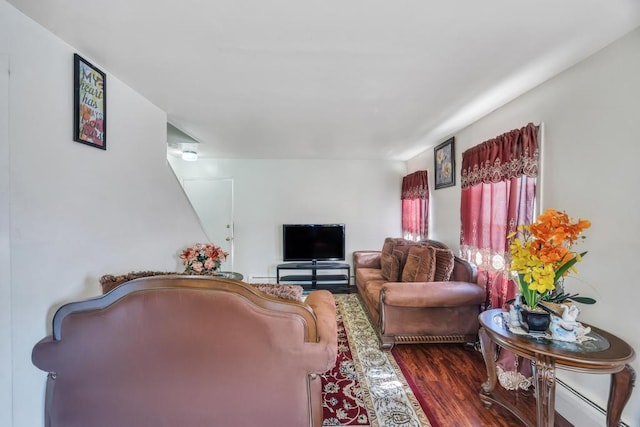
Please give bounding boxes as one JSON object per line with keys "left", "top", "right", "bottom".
{"left": 401, "top": 171, "right": 429, "bottom": 241}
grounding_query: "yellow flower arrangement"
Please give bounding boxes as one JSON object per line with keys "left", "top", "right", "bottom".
{"left": 509, "top": 208, "right": 594, "bottom": 309}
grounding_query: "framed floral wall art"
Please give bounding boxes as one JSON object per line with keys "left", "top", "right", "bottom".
{"left": 434, "top": 137, "right": 455, "bottom": 189}
{"left": 73, "top": 54, "right": 106, "bottom": 150}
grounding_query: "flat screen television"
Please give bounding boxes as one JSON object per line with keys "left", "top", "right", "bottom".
{"left": 283, "top": 224, "right": 345, "bottom": 262}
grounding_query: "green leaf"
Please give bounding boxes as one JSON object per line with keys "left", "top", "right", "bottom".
{"left": 567, "top": 296, "right": 597, "bottom": 304}
{"left": 553, "top": 251, "right": 588, "bottom": 283}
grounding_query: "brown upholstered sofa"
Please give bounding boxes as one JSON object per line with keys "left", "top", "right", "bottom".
{"left": 354, "top": 238, "right": 486, "bottom": 349}
{"left": 32, "top": 276, "right": 338, "bottom": 427}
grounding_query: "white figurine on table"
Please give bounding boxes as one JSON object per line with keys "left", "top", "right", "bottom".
{"left": 549, "top": 304, "right": 591, "bottom": 342}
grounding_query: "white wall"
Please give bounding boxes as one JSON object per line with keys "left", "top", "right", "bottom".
{"left": 1, "top": 2, "right": 207, "bottom": 426}
{"left": 409, "top": 26, "right": 640, "bottom": 426}
{"left": 6, "top": 0, "right": 637, "bottom": 424}
{"left": 1, "top": 54, "right": 12, "bottom": 427}
{"left": 168, "top": 157, "right": 405, "bottom": 281}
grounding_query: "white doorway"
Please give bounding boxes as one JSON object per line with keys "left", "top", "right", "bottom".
{"left": 182, "top": 178, "right": 235, "bottom": 270}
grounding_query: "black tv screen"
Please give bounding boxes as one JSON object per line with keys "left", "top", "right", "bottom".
{"left": 283, "top": 224, "right": 345, "bottom": 262}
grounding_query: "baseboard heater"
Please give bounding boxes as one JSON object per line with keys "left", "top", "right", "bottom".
{"left": 557, "top": 378, "right": 630, "bottom": 427}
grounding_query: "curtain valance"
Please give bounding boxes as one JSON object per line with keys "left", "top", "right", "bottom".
{"left": 461, "top": 123, "right": 539, "bottom": 189}
{"left": 401, "top": 170, "right": 429, "bottom": 200}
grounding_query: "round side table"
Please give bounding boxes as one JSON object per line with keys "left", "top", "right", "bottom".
{"left": 478, "top": 309, "right": 635, "bottom": 427}
{"left": 211, "top": 271, "right": 244, "bottom": 281}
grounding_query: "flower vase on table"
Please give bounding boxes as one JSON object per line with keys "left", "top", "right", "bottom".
{"left": 508, "top": 291, "right": 551, "bottom": 333}
{"left": 508, "top": 208, "right": 595, "bottom": 336}
{"left": 519, "top": 306, "right": 551, "bottom": 333}
{"left": 180, "top": 243, "right": 229, "bottom": 275}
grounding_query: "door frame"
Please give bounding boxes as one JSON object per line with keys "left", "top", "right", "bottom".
{"left": 182, "top": 177, "right": 235, "bottom": 270}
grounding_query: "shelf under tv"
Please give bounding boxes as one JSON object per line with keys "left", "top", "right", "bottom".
{"left": 276, "top": 262, "right": 351, "bottom": 292}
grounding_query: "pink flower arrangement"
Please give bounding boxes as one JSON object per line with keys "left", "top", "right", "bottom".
{"left": 180, "top": 243, "right": 228, "bottom": 274}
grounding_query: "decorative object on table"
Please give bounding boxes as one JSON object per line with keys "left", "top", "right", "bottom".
{"left": 519, "top": 306, "right": 551, "bottom": 333}
{"left": 508, "top": 208, "right": 593, "bottom": 333}
{"left": 542, "top": 302, "right": 593, "bottom": 342}
{"left": 502, "top": 308, "right": 595, "bottom": 344}
{"left": 180, "top": 243, "right": 228, "bottom": 274}
{"left": 73, "top": 54, "right": 106, "bottom": 150}
{"left": 434, "top": 136, "right": 455, "bottom": 189}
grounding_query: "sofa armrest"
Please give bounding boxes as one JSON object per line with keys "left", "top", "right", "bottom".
{"left": 451, "top": 257, "right": 478, "bottom": 283}
{"left": 380, "top": 281, "right": 486, "bottom": 308}
{"left": 32, "top": 336, "right": 59, "bottom": 373}
{"left": 303, "top": 290, "right": 338, "bottom": 372}
{"left": 353, "top": 251, "right": 382, "bottom": 269}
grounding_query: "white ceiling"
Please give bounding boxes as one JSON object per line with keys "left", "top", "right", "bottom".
{"left": 8, "top": 0, "right": 640, "bottom": 160}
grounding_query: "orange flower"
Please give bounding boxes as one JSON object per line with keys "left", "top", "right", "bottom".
{"left": 509, "top": 208, "right": 591, "bottom": 308}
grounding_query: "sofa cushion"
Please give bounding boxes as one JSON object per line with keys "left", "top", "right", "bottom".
{"left": 100, "top": 271, "right": 177, "bottom": 294}
{"left": 362, "top": 279, "right": 386, "bottom": 312}
{"left": 381, "top": 237, "right": 404, "bottom": 256}
{"left": 380, "top": 253, "right": 400, "bottom": 281}
{"left": 432, "top": 247, "right": 455, "bottom": 282}
{"left": 401, "top": 245, "right": 436, "bottom": 282}
{"left": 381, "top": 238, "right": 420, "bottom": 276}
{"left": 252, "top": 283, "right": 304, "bottom": 301}
{"left": 392, "top": 244, "right": 415, "bottom": 272}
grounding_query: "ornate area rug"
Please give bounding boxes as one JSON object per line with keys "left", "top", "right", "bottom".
{"left": 322, "top": 294, "right": 432, "bottom": 427}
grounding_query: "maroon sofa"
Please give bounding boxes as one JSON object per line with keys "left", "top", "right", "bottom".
{"left": 354, "top": 238, "right": 486, "bottom": 349}
{"left": 32, "top": 276, "right": 338, "bottom": 427}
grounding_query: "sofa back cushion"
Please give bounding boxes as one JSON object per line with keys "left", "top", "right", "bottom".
{"left": 392, "top": 245, "right": 414, "bottom": 271}
{"left": 375, "top": 238, "right": 477, "bottom": 284}
{"left": 252, "top": 283, "right": 304, "bottom": 301}
{"left": 380, "top": 253, "right": 401, "bottom": 281}
{"left": 380, "top": 238, "right": 422, "bottom": 280}
{"left": 401, "top": 245, "right": 436, "bottom": 282}
{"left": 381, "top": 237, "right": 406, "bottom": 255}
{"left": 431, "top": 247, "right": 455, "bottom": 281}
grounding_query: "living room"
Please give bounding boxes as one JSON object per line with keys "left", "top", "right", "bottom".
{"left": 2, "top": 1, "right": 640, "bottom": 426}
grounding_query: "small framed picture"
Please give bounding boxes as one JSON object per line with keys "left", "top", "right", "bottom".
{"left": 434, "top": 137, "right": 455, "bottom": 189}
{"left": 73, "top": 54, "right": 106, "bottom": 150}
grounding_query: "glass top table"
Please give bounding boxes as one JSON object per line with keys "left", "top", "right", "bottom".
{"left": 209, "top": 271, "right": 244, "bottom": 281}
{"left": 492, "top": 310, "right": 610, "bottom": 353}
{"left": 478, "top": 308, "right": 635, "bottom": 427}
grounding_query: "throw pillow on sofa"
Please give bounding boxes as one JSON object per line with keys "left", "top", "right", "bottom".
{"left": 381, "top": 237, "right": 405, "bottom": 256}
{"left": 401, "top": 245, "right": 436, "bottom": 282}
{"left": 380, "top": 253, "right": 400, "bottom": 281}
{"left": 392, "top": 245, "right": 414, "bottom": 272}
{"left": 251, "top": 283, "right": 304, "bottom": 302}
{"left": 431, "top": 247, "right": 455, "bottom": 281}
{"left": 100, "top": 271, "right": 177, "bottom": 294}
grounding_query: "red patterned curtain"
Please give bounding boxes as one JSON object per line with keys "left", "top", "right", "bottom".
{"left": 401, "top": 170, "right": 429, "bottom": 241}
{"left": 460, "top": 122, "right": 539, "bottom": 390}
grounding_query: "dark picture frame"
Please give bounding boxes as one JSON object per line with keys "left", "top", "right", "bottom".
{"left": 73, "top": 54, "right": 106, "bottom": 150}
{"left": 434, "top": 137, "right": 455, "bottom": 189}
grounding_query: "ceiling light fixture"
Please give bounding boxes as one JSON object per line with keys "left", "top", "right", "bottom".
{"left": 181, "top": 150, "right": 198, "bottom": 161}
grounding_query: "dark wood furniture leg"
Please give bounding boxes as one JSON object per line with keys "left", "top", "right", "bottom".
{"left": 607, "top": 364, "right": 636, "bottom": 427}
{"left": 533, "top": 355, "right": 556, "bottom": 427}
{"left": 479, "top": 327, "right": 497, "bottom": 401}
{"left": 478, "top": 327, "right": 535, "bottom": 426}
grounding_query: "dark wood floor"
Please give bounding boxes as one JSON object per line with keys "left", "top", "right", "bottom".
{"left": 391, "top": 343, "right": 573, "bottom": 427}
